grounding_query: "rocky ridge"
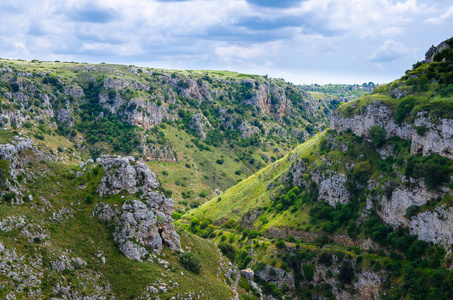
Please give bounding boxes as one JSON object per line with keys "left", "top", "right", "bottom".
{"left": 331, "top": 103, "right": 453, "bottom": 159}
{"left": 331, "top": 102, "right": 453, "bottom": 247}
{"left": 95, "top": 155, "right": 181, "bottom": 260}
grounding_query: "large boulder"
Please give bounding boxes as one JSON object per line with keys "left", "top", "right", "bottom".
{"left": 95, "top": 156, "right": 181, "bottom": 260}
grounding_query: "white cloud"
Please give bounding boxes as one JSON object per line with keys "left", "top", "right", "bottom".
{"left": 367, "top": 40, "right": 414, "bottom": 63}
{"left": 0, "top": 0, "right": 451, "bottom": 84}
{"left": 297, "top": 0, "right": 424, "bottom": 38}
{"left": 424, "top": 6, "right": 453, "bottom": 24}
{"left": 215, "top": 41, "right": 282, "bottom": 62}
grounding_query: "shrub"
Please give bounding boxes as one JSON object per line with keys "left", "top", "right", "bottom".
{"left": 353, "top": 161, "right": 373, "bottom": 178}
{"left": 172, "top": 212, "right": 182, "bottom": 220}
{"left": 416, "top": 126, "right": 429, "bottom": 136}
{"left": 199, "top": 219, "right": 211, "bottom": 229}
{"left": 338, "top": 261, "right": 354, "bottom": 284}
{"left": 302, "top": 264, "right": 315, "bottom": 282}
{"left": 179, "top": 252, "right": 202, "bottom": 273}
{"left": 275, "top": 240, "right": 286, "bottom": 249}
{"left": 315, "top": 234, "right": 329, "bottom": 247}
{"left": 369, "top": 126, "right": 386, "bottom": 148}
{"left": 86, "top": 195, "right": 93, "bottom": 204}
{"left": 248, "top": 230, "right": 260, "bottom": 239}
{"left": 318, "top": 252, "right": 333, "bottom": 266}
{"left": 425, "top": 164, "right": 450, "bottom": 190}
{"left": 3, "top": 192, "right": 16, "bottom": 203}
{"left": 395, "top": 96, "right": 415, "bottom": 124}
{"left": 218, "top": 242, "right": 237, "bottom": 261}
{"left": 190, "top": 217, "right": 200, "bottom": 227}
{"left": 405, "top": 205, "right": 420, "bottom": 219}
{"left": 0, "top": 159, "right": 10, "bottom": 189}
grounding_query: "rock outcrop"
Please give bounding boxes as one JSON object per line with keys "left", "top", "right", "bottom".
{"left": 424, "top": 38, "right": 452, "bottom": 63}
{"left": 331, "top": 103, "right": 453, "bottom": 159}
{"left": 188, "top": 113, "right": 209, "bottom": 140}
{"left": 97, "top": 155, "right": 159, "bottom": 197}
{"left": 317, "top": 173, "right": 350, "bottom": 206}
{"left": 331, "top": 102, "right": 453, "bottom": 247}
{"left": 95, "top": 155, "right": 181, "bottom": 260}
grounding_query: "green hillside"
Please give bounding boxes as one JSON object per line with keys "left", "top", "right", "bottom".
{"left": 0, "top": 58, "right": 331, "bottom": 211}
{"left": 186, "top": 39, "right": 453, "bottom": 299}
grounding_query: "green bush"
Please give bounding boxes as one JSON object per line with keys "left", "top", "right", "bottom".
{"left": 3, "top": 192, "right": 16, "bottom": 203}
{"left": 218, "top": 242, "right": 237, "bottom": 261}
{"left": 179, "top": 252, "right": 202, "bottom": 273}
{"left": 199, "top": 219, "right": 211, "bottom": 229}
{"left": 369, "top": 126, "right": 386, "bottom": 148}
{"left": 318, "top": 252, "right": 333, "bottom": 266}
{"left": 86, "top": 195, "right": 93, "bottom": 204}
{"left": 190, "top": 217, "right": 200, "bottom": 227}
{"left": 0, "top": 159, "right": 10, "bottom": 189}
{"left": 302, "top": 264, "right": 315, "bottom": 282}
{"left": 172, "top": 212, "right": 182, "bottom": 220}
{"left": 338, "top": 261, "right": 354, "bottom": 284}
{"left": 275, "top": 240, "right": 286, "bottom": 249}
{"left": 395, "top": 96, "right": 415, "bottom": 124}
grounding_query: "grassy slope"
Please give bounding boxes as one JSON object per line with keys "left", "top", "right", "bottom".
{"left": 185, "top": 132, "right": 326, "bottom": 229}
{"left": 0, "top": 58, "right": 324, "bottom": 210}
{"left": 0, "top": 155, "right": 235, "bottom": 299}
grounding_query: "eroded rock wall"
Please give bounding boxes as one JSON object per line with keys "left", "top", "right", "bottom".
{"left": 95, "top": 155, "right": 181, "bottom": 260}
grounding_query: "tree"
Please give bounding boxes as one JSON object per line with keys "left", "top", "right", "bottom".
{"left": 369, "top": 126, "right": 386, "bottom": 148}
{"left": 179, "top": 252, "right": 202, "bottom": 273}
{"left": 218, "top": 242, "right": 237, "bottom": 261}
{"left": 0, "top": 159, "right": 10, "bottom": 189}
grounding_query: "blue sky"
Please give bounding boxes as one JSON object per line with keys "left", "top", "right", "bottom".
{"left": 1, "top": 0, "right": 452, "bottom": 84}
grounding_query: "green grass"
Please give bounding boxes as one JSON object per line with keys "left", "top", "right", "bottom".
{"left": 149, "top": 125, "right": 283, "bottom": 210}
{"left": 0, "top": 154, "right": 237, "bottom": 299}
{"left": 0, "top": 128, "right": 16, "bottom": 143}
{"left": 185, "top": 131, "right": 326, "bottom": 226}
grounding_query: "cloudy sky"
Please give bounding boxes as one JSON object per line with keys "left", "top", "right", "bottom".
{"left": 1, "top": 0, "right": 452, "bottom": 84}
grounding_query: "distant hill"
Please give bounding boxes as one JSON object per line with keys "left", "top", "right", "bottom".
{"left": 0, "top": 59, "right": 332, "bottom": 210}
{"left": 300, "top": 83, "right": 375, "bottom": 104}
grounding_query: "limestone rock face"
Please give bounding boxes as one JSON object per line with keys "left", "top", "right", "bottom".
{"left": 377, "top": 183, "right": 453, "bottom": 246}
{"left": 424, "top": 38, "right": 452, "bottom": 63}
{"left": 409, "top": 206, "right": 453, "bottom": 246}
{"left": 240, "top": 269, "right": 262, "bottom": 295}
{"left": 331, "top": 103, "right": 412, "bottom": 140}
{"left": 331, "top": 103, "right": 453, "bottom": 247}
{"left": 379, "top": 183, "right": 440, "bottom": 227}
{"left": 289, "top": 158, "right": 307, "bottom": 188}
{"left": 238, "top": 121, "right": 259, "bottom": 138}
{"left": 255, "top": 265, "right": 294, "bottom": 291}
{"left": 95, "top": 155, "right": 181, "bottom": 260}
{"left": 97, "top": 155, "right": 159, "bottom": 197}
{"left": 0, "top": 137, "right": 35, "bottom": 180}
{"left": 128, "top": 100, "right": 167, "bottom": 129}
{"left": 188, "top": 113, "right": 208, "bottom": 140}
{"left": 412, "top": 114, "right": 453, "bottom": 159}
{"left": 318, "top": 173, "right": 349, "bottom": 206}
{"left": 55, "top": 108, "right": 74, "bottom": 127}
{"left": 331, "top": 103, "right": 453, "bottom": 159}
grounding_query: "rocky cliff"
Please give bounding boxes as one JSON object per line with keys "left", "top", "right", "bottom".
{"left": 331, "top": 103, "right": 453, "bottom": 159}
{"left": 95, "top": 155, "right": 181, "bottom": 260}
{"left": 330, "top": 102, "right": 453, "bottom": 247}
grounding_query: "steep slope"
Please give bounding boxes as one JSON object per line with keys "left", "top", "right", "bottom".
{"left": 186, "top": 38, "right": 453, "bottom": 299}
{"left": 0, "top": 137, "right": 242, "bottom": 299}
{"left": 0, "top": 59, "right": 331, "bottom": 210}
